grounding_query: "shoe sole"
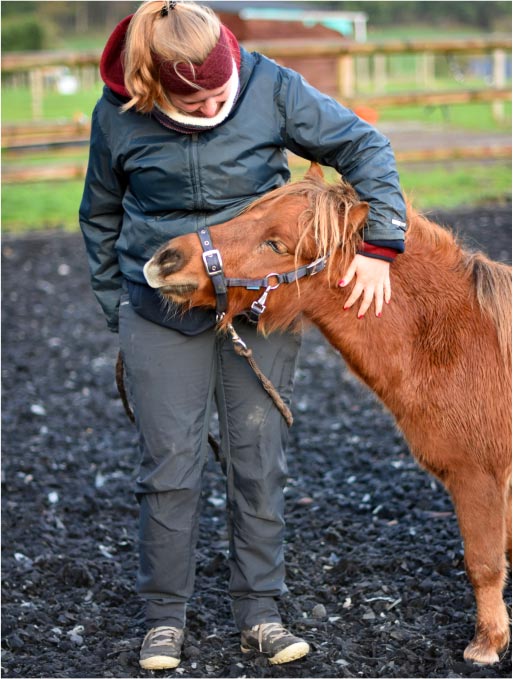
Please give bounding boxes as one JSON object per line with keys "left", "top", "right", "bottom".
{"left": 139, "top": 655, "right": 181, "bottom": 670}
{"left": 241, "top": 641, "right": 310, "bottom": 665}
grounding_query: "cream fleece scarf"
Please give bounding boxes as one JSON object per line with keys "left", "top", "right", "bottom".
{"left": 152, "top": 62, "right": 240, "bottom": 134}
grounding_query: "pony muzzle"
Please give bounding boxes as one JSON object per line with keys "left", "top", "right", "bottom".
{"left": 143, "top": 247, "right": 188, "bottom": 289}
{"left": 143, "top": 259, "right": 164, "bottom": 289}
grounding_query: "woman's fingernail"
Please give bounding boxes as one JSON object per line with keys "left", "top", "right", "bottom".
{"left": 338, "top": 279, "right": 346, "bottom": 287}
{"left": 357, "top": 314, "right": 364, "bottom": 319}
{"left": 377, "top": 312, "right": 382, "bottom": 318}
{"left": 343, "top": 305, "right": 350, "bottom": 310}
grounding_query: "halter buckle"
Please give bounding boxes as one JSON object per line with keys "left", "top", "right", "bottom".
{"left": 202, "top": 249, "right": 224, "bottom": 277}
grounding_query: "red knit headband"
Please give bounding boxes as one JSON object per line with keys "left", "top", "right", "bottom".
{"left": 154, "top": 26, "right": 237, "bottom": 95}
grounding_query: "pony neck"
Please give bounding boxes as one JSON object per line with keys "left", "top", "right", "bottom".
{"left": 303, "top": 275, "right": 402, "bottom": 391}
{"left": 300, "top": 213, "right": 472, "bottom": 411}
{"left": 299, "top": 239, "right": 422, "bottom": 410}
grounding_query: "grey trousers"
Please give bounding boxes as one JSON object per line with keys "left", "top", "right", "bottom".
{"left": 119, "top": 297, "right": 301, "bottom": 631}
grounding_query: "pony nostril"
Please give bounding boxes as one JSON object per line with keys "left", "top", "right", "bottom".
{"left": 156, "top": 248, "right": 185, "bottom": 274}
{"left": 144, "top": 247, "right": 189, "bottom": 288}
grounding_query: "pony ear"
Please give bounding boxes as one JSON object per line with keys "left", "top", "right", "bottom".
{"left": 305, "top": 162, "right": 324, "bottom": 180}
{"left": 347, "top": 202, "right": 369, "bottom": 234}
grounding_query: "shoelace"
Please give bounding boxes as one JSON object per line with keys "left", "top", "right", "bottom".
{"left": 257, "top": 623, "right": 291, "bottom": 651}
{"left": 146, "top": 627, "right": 181, "bottom": 648}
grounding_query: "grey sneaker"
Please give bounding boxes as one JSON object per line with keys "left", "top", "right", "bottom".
{"left": 139, "top": 626, "right": 184, "bottom": 671}
{"left": 240, "top": 622, "right": 310, "bottom": 664}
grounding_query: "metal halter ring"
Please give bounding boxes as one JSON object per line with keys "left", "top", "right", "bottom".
{"left": 264, "top": 273, "right": 281, "bottom": 290}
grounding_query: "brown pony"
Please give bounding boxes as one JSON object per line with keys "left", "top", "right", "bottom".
{"left": 143, "top": 164, "right": 512, "bottom": 665}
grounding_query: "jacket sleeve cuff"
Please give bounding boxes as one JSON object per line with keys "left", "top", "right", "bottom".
{"left": 357, "top": 240, "right": 404, "bottom": 263}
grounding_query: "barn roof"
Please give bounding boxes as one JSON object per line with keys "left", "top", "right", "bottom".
{"left": 203, "top": 2, "right": 368, "bottom": 42}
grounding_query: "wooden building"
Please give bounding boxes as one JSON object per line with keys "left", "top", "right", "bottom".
{"left": 205, "top": 2, "right": 368, "bottom": 98}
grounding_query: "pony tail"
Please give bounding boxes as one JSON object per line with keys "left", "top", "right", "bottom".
{"left": 122, "top": 1, "right": 164, "bottom": 113}
{"left": 467, "top": 252, "right": 512, "bottom": 368}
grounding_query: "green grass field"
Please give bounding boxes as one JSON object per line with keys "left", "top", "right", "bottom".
{"left": 3, "top": 159, "right": 511, "bottom": 233}
{"left": 3, "top": 180, "right": 86, "bottom": 232}
{"left": 2, "top": 84, "right": 104, "bottom": 124}
{"left": 379, "top": 101, "right": 511, "bottom": 131}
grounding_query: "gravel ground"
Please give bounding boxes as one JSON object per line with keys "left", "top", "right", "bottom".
{"left": 1, "top": 204, "right": 511, "bottom": 679}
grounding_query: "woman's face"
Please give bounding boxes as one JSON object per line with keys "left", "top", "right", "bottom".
{"left": 168, "top": 83, "right": 230, "bottom": 118}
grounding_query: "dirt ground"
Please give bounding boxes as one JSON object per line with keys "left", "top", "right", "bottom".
{"left": 1, "top": 204, "right": 511, "bottom": 679}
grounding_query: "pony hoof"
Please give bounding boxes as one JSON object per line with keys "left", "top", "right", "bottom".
{"left": 464, "top": 642, "right": 500, "bottom": 666}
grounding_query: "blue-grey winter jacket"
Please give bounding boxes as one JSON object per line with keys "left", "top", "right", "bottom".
{"left": 79, "top": 46, "right": 406, "bottom": 333}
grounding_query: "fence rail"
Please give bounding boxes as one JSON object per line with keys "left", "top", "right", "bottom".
{"left": 2, "top": 81, "right": 511, "bottom": 153}
{"left": 2, "top": 36, "right": 511, "bottom": 71}
{"left": 343, "top": 87, "right": 511, "bottom": 108}
{"left": 2, "top": 120, "right": 90, "bottom": 149}
{"left": 4, "top": 144, "right": 511, "bottom": 184}
{"left": 2, "top": 50, "right": 102, "bottom": 72}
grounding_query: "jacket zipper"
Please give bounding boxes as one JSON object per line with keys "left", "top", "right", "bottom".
{"left": 189, "top": 133, "right": 202, "bottom": 216}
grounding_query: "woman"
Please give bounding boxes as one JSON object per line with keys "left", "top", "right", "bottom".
{"left": 79, "top": 0, "right": 407, "bottom": 671}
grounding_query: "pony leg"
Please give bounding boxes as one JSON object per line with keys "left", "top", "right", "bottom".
{"left": 446, "top": 469, "right": 510, "bottom": 665}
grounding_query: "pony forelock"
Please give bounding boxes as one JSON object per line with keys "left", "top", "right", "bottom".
{"left": 247, "top": 175, "right": 363, "bottom": 282}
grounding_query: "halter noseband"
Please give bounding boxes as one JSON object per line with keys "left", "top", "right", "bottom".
{"left": 197, "top": 226, "right": 328, "bottom": 322}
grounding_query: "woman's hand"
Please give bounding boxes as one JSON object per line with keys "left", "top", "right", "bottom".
{"left": 338, "top": 254, "right": 391, "bottom": 318}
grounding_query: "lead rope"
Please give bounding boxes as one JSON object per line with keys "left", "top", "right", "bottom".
{"left": 225, "top": 323, "right": 294, "bottom": 428}
{"left": 116, "top": 332, "right": 293, "bottom": 432}
{"left": 116, "top": 352, "right": 135, "bottom": 423}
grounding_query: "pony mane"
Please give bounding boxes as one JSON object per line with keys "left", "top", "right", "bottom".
{"left": 247, "top": 175, "right": 363, "bottom": 279}
{"left": 406, "top": 204, "right": 511, "bottom": 367}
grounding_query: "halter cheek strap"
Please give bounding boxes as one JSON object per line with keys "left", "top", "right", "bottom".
{"left": 197, "top": 226, "right": 228, "bottom": 318}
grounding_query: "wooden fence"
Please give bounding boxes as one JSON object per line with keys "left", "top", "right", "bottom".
{"left": 3, "top": 36, "right": 511, "bottom": 115}
{"left": 5, "top": 145, "right": 512, "bottom": 184}
{"left": 2, "top": 36, "right": 511, "bottom": 182}
{"left": 243, "top": 36, "right": 512, "bottom": 101}
{"left": 2, "top": 119, "right": 91, "bottom": 150}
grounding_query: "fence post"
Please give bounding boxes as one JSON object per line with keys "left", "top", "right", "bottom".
{"left": 373, "top": 53, "right": 387, "bottom": 93}
{"left": 29, "top": 68, "right": 44, "bottom": 120}
{"left": 417, "top": 52, "right": 435, "bottom": 88}
{"left": 337, "top": 54, "right": 355, "bottom": 98}
{"left": 492, "top": 48, "right": 506, "bottom": 122}
{"left": 355, "top": 56, "right": 370, "bottom": 93}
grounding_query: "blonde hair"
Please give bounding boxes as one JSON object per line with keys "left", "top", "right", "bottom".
{"left": 122, "top": 0, "right": 221, "bottom": 113}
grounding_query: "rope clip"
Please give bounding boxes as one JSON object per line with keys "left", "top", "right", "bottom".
{"left": 226, "top": 323, "right": 248, "bottom": 352}
{"left": 250, "top": 273, "right": 281, "bottom": 317}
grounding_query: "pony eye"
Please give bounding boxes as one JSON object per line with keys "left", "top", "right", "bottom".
{"left": 265, "top": 240, "right": 287, "bottom": 255}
